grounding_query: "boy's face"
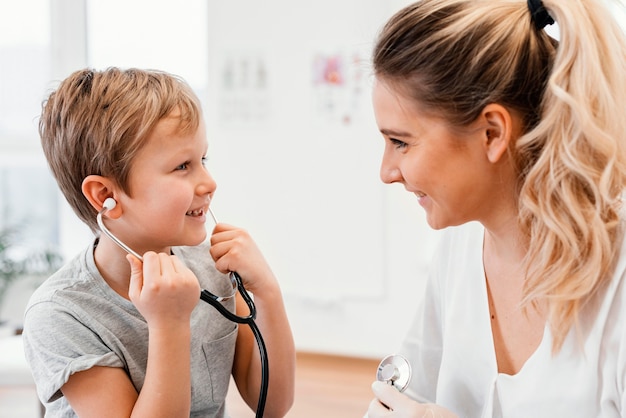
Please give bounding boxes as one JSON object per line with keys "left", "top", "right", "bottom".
{"left": 114, "top": 113, "right": 216, "bottom": 254}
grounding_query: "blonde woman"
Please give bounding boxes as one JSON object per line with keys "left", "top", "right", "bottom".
{"left": 367, "top": 0, "right": 626, "bottom": 416}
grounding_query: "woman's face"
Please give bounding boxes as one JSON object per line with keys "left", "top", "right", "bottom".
{"left": 372, "top": 79, "right": 508, "bottom": 230}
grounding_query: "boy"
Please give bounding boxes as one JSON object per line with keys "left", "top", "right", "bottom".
{"left": 23, "top": 67, "right": 295, "bottom": 417}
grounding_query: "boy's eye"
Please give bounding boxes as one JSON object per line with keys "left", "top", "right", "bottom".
{"left": 175, "top": 157, "right": 207, "bottom": 171}
{"left": 175, "top": 162, "right": 190, "bottom": 170}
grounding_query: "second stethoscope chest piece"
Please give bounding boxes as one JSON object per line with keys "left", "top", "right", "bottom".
{"left": 377, "top": 354, "right": 411, "bottom": 393}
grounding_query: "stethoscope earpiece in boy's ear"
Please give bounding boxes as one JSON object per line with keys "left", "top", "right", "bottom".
{"left": 97, "top": 197, "right": 143, "bottom": 260}
{"left": 103, "top": 197, "right": 117, "bottom": 211}
{"left": 377, "top": 354, "right": 412, "bottom": 393}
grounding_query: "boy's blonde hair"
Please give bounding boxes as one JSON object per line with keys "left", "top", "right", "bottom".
{"left": 373, "top": 0, "right": 626, "bottom": 352}
{"left": 40, "top": 67, "right": 202, "bottom": 232}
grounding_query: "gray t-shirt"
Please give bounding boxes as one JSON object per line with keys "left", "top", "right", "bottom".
{"left": 23, "top": 239, "right": 238, "bottom": 417}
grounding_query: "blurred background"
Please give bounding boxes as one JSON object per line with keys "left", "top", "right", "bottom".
{"left": 0, "top": 1, "right": 437, "bottom": 415}
{"left": 2, "top": 0, "right": 623, "bottom": 416}
{"left": 0, "top": 0, "right": 439, "bottom": 358}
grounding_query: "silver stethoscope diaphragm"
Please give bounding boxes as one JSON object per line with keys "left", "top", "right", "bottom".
{"left": 376, "top": 354, "right": 412, "bottom": 393}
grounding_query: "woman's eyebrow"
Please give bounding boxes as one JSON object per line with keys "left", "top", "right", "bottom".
{"left": 380, "top": 128, "right": 413, "bottom": 138}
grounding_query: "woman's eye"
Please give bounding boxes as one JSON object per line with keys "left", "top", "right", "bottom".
{"left": 201, "top": 157, "right": 208, "bottom": 166}
{"left": 389, "top": 138, "right": 408, "bottom": 149}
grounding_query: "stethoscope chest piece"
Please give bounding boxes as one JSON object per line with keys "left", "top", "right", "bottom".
{"left": 376, "top": 354, "right": 411, "bottom": 393}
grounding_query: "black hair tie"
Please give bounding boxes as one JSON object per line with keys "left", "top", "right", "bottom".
{"left": 527, "top": 0, "right": 555, "bottom": 30}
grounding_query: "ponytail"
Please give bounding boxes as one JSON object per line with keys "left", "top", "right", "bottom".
{"left": 518, "top": 0, "right": 626, "bottom": 352}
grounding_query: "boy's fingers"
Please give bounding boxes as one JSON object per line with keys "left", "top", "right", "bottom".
{"left": 126, "top": 254, "right": 143, "bottom": 299}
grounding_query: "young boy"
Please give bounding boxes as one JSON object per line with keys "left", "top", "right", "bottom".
{"left": 22, "top": 67, "right": 295, "bottom": 417}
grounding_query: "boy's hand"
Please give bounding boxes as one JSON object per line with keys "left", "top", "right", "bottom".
{"left": 209, "top": 223, "right": 275, "bottom": 294}
{"left": 367, "top": 381, "right": 458, "bottom": 418}
{"left": 127, "top": 252, "right": 200, "bottom": 328}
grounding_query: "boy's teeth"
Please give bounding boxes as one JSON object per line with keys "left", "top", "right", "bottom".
{"left": 187, "top": 209, "right": 203, "bottom": 216}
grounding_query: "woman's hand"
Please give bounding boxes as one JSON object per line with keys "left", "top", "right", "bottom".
{"left": 367, "top": 381, "right": 458, "bottom": 418}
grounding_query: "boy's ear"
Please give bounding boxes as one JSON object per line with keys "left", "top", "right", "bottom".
{"left": 481, "top": 103, "right": 513, "bottom": 164}
{"left": 82, "top": 175, "right": 120, "bottom": 216}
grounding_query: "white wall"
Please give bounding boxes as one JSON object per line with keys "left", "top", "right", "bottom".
{"left": 202, "top": 0, "right": 439, "bottom": 358}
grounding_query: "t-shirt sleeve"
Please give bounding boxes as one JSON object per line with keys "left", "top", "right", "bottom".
{"left": 22, "top": 300, "right": 124, "bottom": 403}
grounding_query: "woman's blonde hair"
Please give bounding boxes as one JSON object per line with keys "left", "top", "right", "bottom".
{"left": 40, "top": 67, "right": 202, "bottom": 232}
{"left": 373, "top": 0, "right": 626, "bottom": 352}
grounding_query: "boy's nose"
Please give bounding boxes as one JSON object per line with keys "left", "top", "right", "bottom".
{"left": 198, "top": 168, "right": 217, "bottom": 195}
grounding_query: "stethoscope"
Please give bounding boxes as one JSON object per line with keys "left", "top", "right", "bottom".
{"left": 376, "top": 354, "right": 412, "bottom": 393}
{"left": 97, "top": 198, "right": 268, "bottom": 417}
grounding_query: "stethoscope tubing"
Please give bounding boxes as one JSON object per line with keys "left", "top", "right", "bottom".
{"left": 97, "top": 204, "right": 269, "bottom": 417}
{"left": 97, "top": 208, "right": 144, "bottom": 261}
{"left": 200, "top": 272, "right": 269, "bottom": 417}
{"left": 200, "top": 272, "right": 254, "bottom": 322}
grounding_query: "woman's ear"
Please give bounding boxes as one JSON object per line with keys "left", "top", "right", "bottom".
{"left": 481, "top": 103, "right": 514, "bottom": 164}
{"left": 82, "top": 175, "right": 121, "bottom": 217}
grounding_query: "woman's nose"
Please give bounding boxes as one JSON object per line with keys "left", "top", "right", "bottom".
{"left": 380, "top": 154, "right": 402, "bottom": 184}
